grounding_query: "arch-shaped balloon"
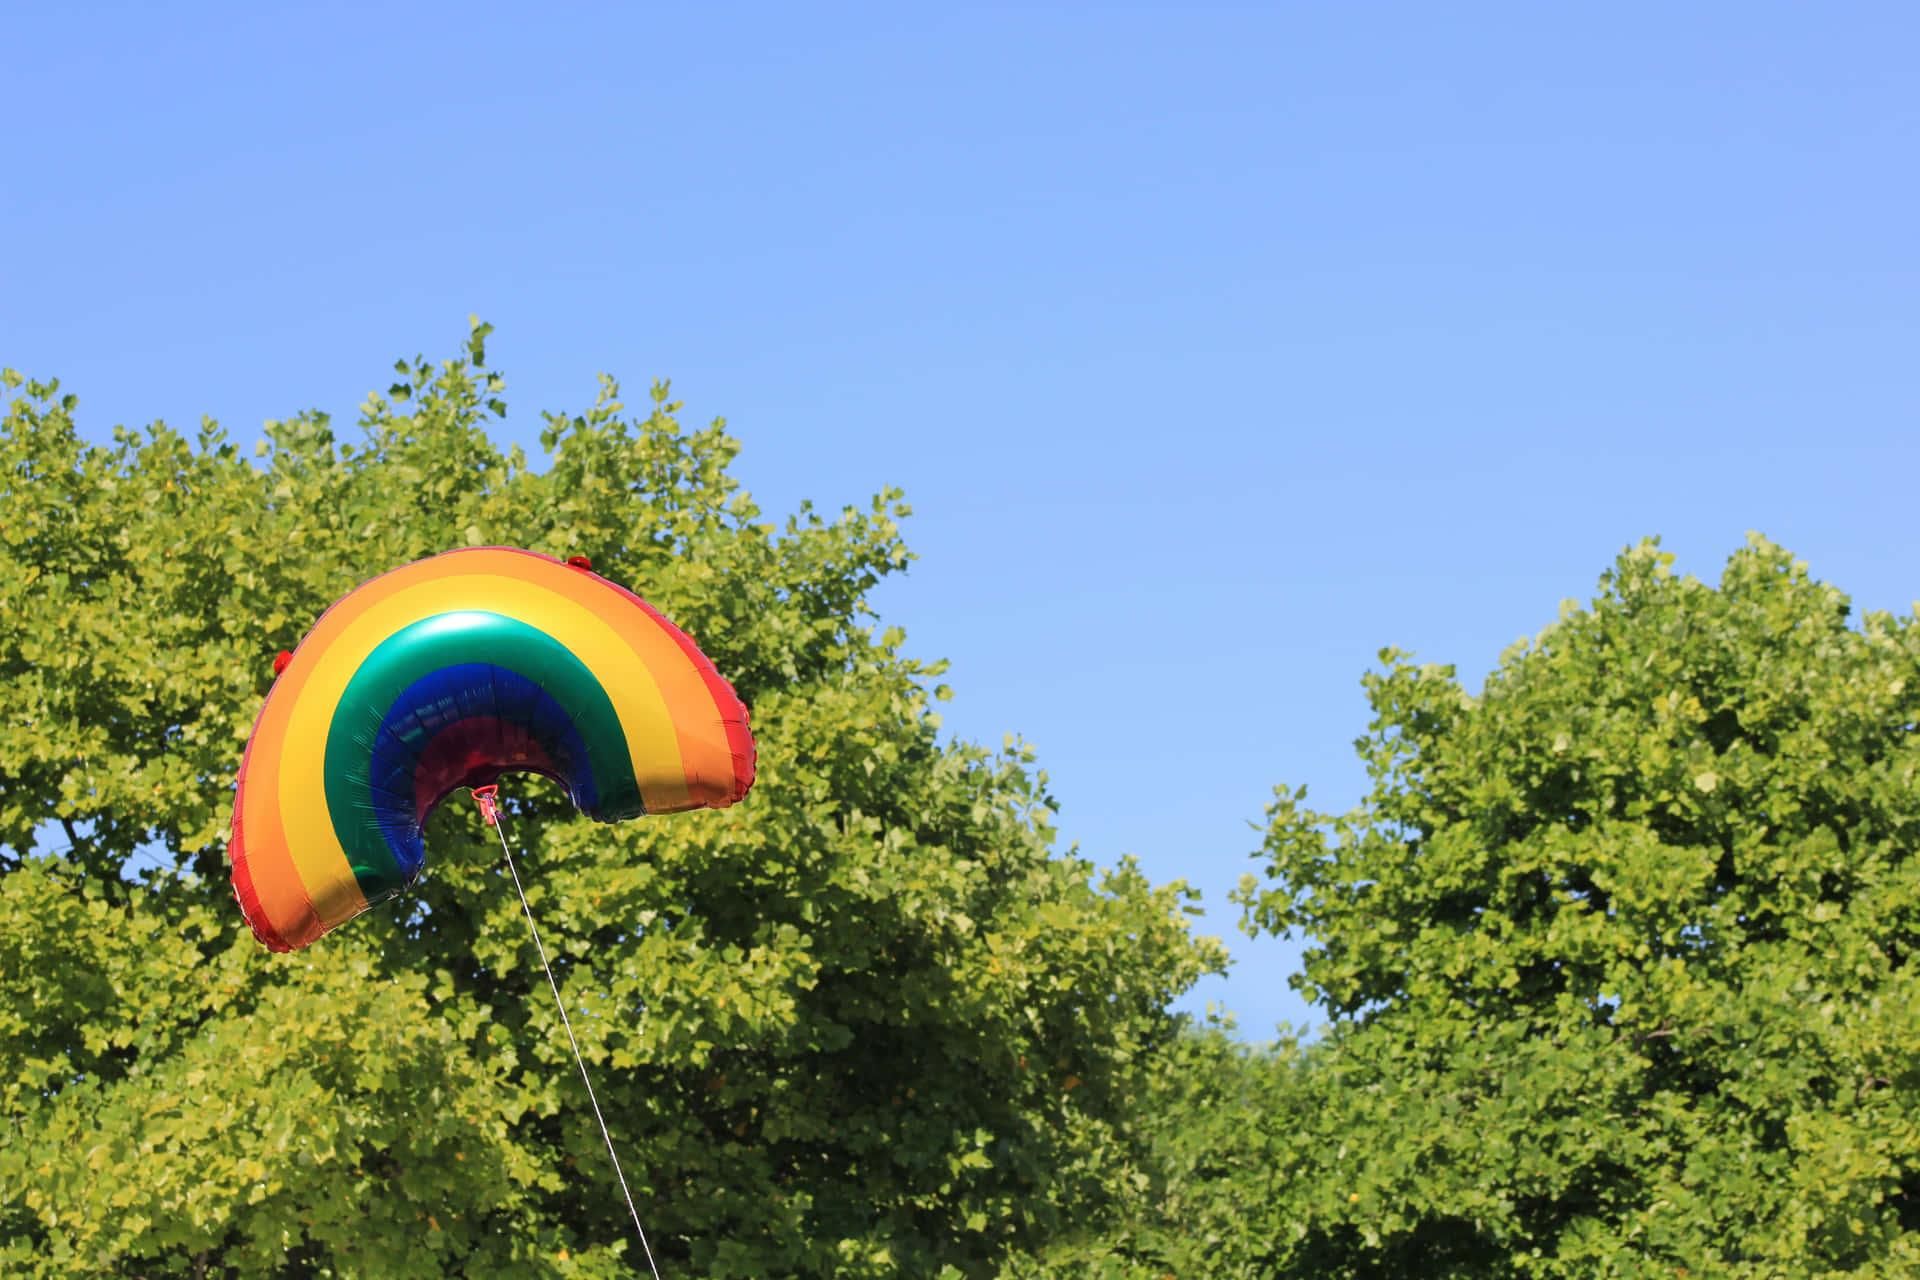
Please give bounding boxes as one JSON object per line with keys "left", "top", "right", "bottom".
{"left": 228, "top": 547, "right": 756, "bottom": 952}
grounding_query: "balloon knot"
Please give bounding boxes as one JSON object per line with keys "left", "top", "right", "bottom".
{"left": 472, "top": 785, "right": 500, "bottom": 826}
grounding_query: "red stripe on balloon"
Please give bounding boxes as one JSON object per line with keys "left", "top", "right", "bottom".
{"left": 411, "top": 716, "right": 565, "bottom": 822}
{"left": 229, "top": 719, "right": 294, "bottom": 952}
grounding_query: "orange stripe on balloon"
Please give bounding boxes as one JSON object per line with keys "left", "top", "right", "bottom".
{"left": 236, "top": 677, "right": 324, "bottom": 948}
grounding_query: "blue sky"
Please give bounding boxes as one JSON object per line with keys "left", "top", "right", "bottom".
{"left": 5, "top": 4, "right": 1915, "bottom": 1041}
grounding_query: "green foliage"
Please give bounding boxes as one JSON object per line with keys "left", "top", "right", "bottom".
{"left": 0, "top": 324, "right": 1225, "bottom": 1277}
{"left": 1226, "top": 537, "right": 1920, "bottom": 1277}
{"left": 1002, "top": 1021, "right": 1322, "bottom": 1279}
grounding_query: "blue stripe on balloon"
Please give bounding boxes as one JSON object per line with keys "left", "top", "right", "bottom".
{"left": 367, "top": 662, "right": 600, "bottom": 876}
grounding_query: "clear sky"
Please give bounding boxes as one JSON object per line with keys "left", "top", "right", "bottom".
{"left": 5, "top": 4, "right": 1915, "bottom": 1041}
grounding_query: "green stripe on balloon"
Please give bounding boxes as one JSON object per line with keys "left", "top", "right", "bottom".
{"left": 323, "top": 611, "right": 644, "bottom": 900}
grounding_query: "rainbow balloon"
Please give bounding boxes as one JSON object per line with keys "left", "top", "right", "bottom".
{"left": 228, "top": 547, "right": 756, "bottom": 952}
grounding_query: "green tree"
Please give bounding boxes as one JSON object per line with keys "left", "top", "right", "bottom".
{"left": 1231, "top": 537, "right": 1920, "bottom": 1277}
{"left": 1001, "top": 1020, "right": 1321, "bottom": 1279}
{"left": 0, "top": 321, "right": 1225, "bottom": 1278}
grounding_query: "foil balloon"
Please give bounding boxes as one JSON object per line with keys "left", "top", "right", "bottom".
{"left": 228, "top": 547, "right": 756, "bottom": 951}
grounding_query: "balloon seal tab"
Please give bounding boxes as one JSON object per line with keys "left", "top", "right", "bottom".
{"left": 472, "top": 785, "right": 500, "bottom": 827}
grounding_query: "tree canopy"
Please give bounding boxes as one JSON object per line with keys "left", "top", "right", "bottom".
{"left": 0, "top": 322, "right": 1224, "bottom": 1278}
{"left": 1217, "top": 537, "right": 1920, "bottom": 1278}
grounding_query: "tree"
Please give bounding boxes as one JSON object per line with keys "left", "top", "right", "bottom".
{"left": 0, "top": 321, "right": 1226, "bottom": 1278}
{"left": 1000, "top": 1019, "right": 1321, "bottom": 1279}
{"left": 1233, "top": 537, "right": 1920, "bottom": 1277}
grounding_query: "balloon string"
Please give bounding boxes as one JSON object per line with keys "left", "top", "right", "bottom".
{"left": 480, "top": 790, "right": 665, "bottom": 1280}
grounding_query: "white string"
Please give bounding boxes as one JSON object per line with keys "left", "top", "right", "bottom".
{"left": 487, "top": 805, "right": 665, "bottom": 1280}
